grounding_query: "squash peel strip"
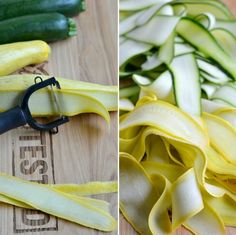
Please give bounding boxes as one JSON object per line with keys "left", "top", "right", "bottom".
{"left": 0, "top": 75, "right": 118, "bottom": 121}
{"left": 51, "top": 181, "right": 118, "bottom": 196}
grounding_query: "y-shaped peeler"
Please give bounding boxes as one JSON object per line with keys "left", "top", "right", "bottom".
{"left": 0, "top": 76, "right": 69, "bottom": 135}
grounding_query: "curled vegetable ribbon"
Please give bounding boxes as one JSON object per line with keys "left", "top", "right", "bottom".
{"left": 0, "top": 75, "right": 118, "bottom": 123}
{"left": 120, "top": 98, "right": 236, "bottom": 235}
{"left": 0, "top": 174, "right": 117, "bottom": 232}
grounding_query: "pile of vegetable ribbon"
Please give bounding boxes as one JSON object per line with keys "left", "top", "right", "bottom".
{"left": 120, "top": 0, "right": 236, "bottom": 234}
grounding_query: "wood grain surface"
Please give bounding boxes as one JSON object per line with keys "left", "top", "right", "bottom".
{"left": 119, "top": 0, "right": 236, "bottom": 234}
{"left": 0, "top": 0, "right": 118, "bottom": 235}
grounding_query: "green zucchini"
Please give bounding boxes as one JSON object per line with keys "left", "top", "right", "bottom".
{"left": 0, "top": 13, "right": 77, "bottom": 44}
{"left": 215, "top": 20, "right": 236, "bottom": 37}
{"left": 169, "top": 53, "right": 201, "bottom": 116}
{"left": 197, "top": 59, "right": 230, "bottom": 84}
{"left": 176, "top": 18, "right": 236, "bottom": 80}
{"left": 174, "top": 43, "right": 195, "bottom": 56}
{"left": 119, "top": 0, "right": 236, "bottom": 118}
{"left": 201, "top": 71, "right": 229, "bottom": 85}
{"left": 211, "top": 28, "right": 236, "bottom": 61}
{"left": 0, "top": 0, "right": 85, "bottom": 20}
{"left": 201, "top": 98, "right": 230, "bottom": 113}
{"left": 158, "top": 32, "right": 175, "bottom": 64}
{"left": 119, "top": 39, "right": 152, "bottom": 67}
{"left": 120, "top": 3, "right": 173, "bottom": 35}
{"left": 141, "top": 32, "right": 175, "bottom": 71}
{"left": 120, "top": 11, "right": 144, "bottom": 35}
{"left": 136, "top": 71, "right": 175, "bottom": 104}
{"left": 172, "top": 0, "right": 233, "bottom": 20}
{"left": 119, "top": 98, "right": 135, "bottom": 111}
{"left": 211, "top": 85, "right": 236, "bottom": 107}
{"left": 120, "top": 0, "right": 164, "bottom": 11}
{"left": 141, "top": 52, "right": 163, "bottom": 71}
{"left": 120, "top": 85, "right": 140, "bottom": 99}
{"left": 194, "top": 12, "right": 216, "bottom": 30}
{"left": 125, "top": 15, "right": 180, "bottom": 46}
{"left": 132, "top": 74, "right": 152, "bottom": 86}
{"left": 201, "top": 83, "right": 219, "bottom": 98}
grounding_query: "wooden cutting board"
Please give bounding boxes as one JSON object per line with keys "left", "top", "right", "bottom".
{"left": 120, "top": 0, "right": 236, "bottom": 234}
{"left": 0, "top": 0, "right": 118, "bottom": 235}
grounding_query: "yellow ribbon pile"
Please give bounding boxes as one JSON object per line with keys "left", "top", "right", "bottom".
{"left": 120, "top": 96, "right": 236, "bottom": 235}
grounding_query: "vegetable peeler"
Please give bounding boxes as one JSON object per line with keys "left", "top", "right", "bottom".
{"left": 0, "top": 76, "right": 69, "bottom": 135}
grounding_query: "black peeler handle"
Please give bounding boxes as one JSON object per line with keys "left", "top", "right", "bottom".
{"left": 0, "top": 106, "right": 27, "bottom": 135}
{"left": 0, "top": 77, "right": 69, "bottom": 135}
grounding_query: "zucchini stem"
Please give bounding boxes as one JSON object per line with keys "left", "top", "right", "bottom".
{"left": 68, "top": 18, "right": 77, "bottom": 37}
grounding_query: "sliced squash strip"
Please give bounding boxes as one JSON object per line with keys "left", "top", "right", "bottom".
{"left": 142, "top": 161, "right": 186, "bottom": 183}
{"left": 0, "top": 174, "right": 117, "bottom": 232}
{"left": 0, "top": 193, "right": 32, "bottom": 209}
{"left": 30, "top": 91, "right": 110, "bottom": 122}
{"left": 202, "top": 98, "right": 231, "bottom": 113}
{"left": 119, "top": 0, "right": 170, "bottom": 11}
{"left": 169, "top": 53, "right": 201, "bottom": 116}
{"left": 148, "top": 174, "right": 172, "bottom": 235}
{"left": 172, "top": 0, "right": 233, "bottom": 20}
{"left": 0, "top": 181, "right": 118, "bottom": 221}
{"left": 163, "top": 140, "right": 186, "bottom": 166}
{"left": 176, "top": 18, "right": 236, "bottom": 80}
{"left": 51, "top": 181, "right": 118, "bottom": 196}
{"left": 120, "top": 127, "right": 146, "bottom": 161}
{"left": 206, "top": 194, "right": 236, "bottom": 226}
{"left": 195, "top": 12, "right": 216, "bottom": 30}
{"left": 215, "top": 20, "right": 236, "bottom": 37}
{"left": 211, "top": 85, "right": 236, "bottom": 107}
{"left": 0, "top": 194, "right": 111, "bottom": 225}
{"left": 125, "top": 15, "right": 180, "bottom": 46}
{"left": 171, "top": 168, "right": 204, "bottom": 229}
{"left": 213, "top": 108, "right": 236, "bottom": 129}
{"left": 119, "top": 98, "right": 135, "bottom": 111}
{"left": 139, "top": 71, "right": 175, "bottom": 104}
{"left": 0, "top": 90, "right": 110, "bottom": 123}
{"left": 120, "top": 153, "right": 158, "bottom": 235}
{"left": 183, "top": 203, "right": 225, "bottom": 235}
{"left": 120, "top": 100, "right": 208, "bottom": 148}
{"left": 203, "top": 113, "right": 236, "bottom": 165}
{"left": 0, "top": 75, "right": 118, "bottom": 116}
{"left": 120, "top": 2, "right": 173, "bottom": 35}
{"left": 197, "top": 59, "right": 229, "bottom": 84}
{"left": 0, "top": 74, "right": 118, "bottom": 111}
{"left": 120, "top": 123, "right": 205, "bottom": 164}
{"left": 167, "top": 140, "right": 198, "bottom": 167}
{"left": 205, "top": 147, "right": 236, "bottom": 179}
{"left": 211, "top": 28, "right": 236, "bottom": 61}
{"left": 145, "top": 135, "right": 170, "bottom": 163}
{"left": 119, "top": 39, "right": 152, "bottom": 67}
